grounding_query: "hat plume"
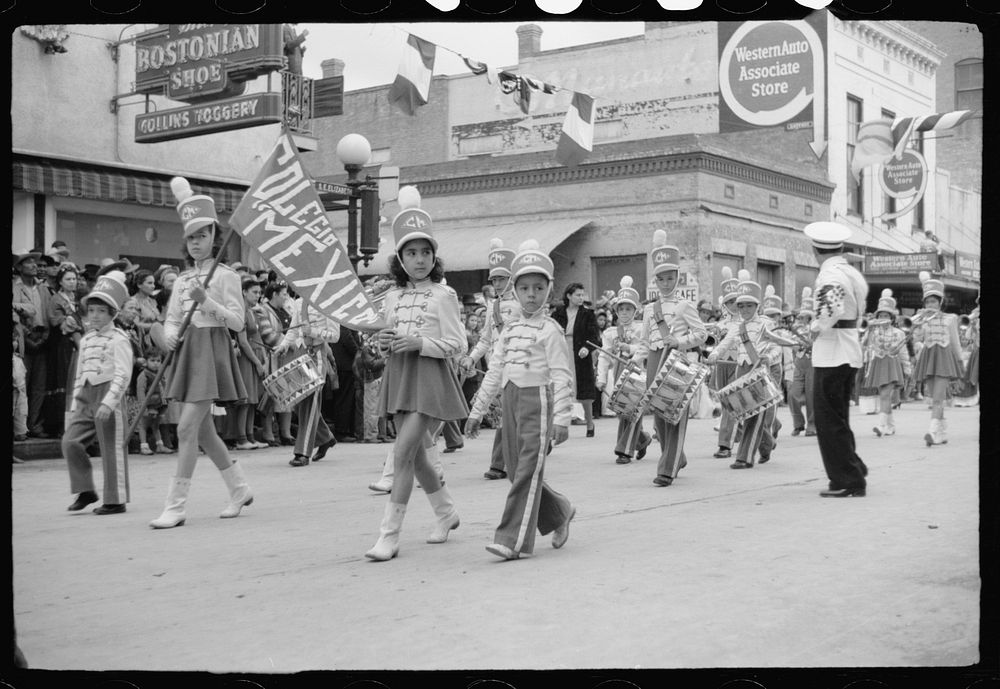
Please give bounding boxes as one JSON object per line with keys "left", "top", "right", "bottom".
{"left": 170, "top": 176, "right": 193, "bottom": 203}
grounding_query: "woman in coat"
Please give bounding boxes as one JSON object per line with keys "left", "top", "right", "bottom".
{"left": 550, "top": 282, "right": 602, "bottom": 437}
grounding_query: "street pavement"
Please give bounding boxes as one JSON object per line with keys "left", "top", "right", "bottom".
{"left": 10, "top": 400, "right": 983, "bottom": 674}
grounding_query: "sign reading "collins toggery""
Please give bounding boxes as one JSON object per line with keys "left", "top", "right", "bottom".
{"left": 131, "top": 24, "right": 286, "bottom": 143}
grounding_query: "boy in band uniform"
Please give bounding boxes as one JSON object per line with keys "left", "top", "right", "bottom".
{"left": 712, "top": 267, "right": 741, "bottom": 458}
{"left": 465, "top": 239, "right": 576, "bottom": 560}
{"left": 459, "top": 238, "right": 520, "bottom": 480}
{"left": 788, "top": 287, "right": 817, "bottom": 437}
{"left": 595, "top": 276, "right": 651, "bottom": 464}
{"left": 62, "top": 270, "right": 133, "bottom": 515}
{"left": 632, "top": 230, "right": 707, "bottom": 487}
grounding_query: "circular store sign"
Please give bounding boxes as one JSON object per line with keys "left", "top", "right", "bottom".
{"left": 880, "top": 148, "right": 927, "bottom": 198}
{"left": 719, "top": 20, "right": 821, "bottom": 127}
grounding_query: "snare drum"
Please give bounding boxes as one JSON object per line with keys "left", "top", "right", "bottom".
{"left": 642, "top": 350, "right": 710, "bottom": 425}
{"left": 262, "top": 354, "right": 324, "bottom": 411}
{"left": 716, "top": 365, "right": 782, "bottom": 423}
{"left": 607, "top": 366, "right": 646, "bottom": 422}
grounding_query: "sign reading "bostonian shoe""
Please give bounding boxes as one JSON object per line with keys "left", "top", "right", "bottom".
{"left": 135, "top": 93, "right": 283, "bottom": 143}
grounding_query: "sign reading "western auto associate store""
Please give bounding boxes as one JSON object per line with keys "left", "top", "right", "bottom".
{"left": 132, "top": 24, "right": 286, "bottom": 143}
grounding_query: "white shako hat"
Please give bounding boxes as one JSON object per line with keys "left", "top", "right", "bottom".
{"left": 651, "top": 229, "right": 680, "bottom": 275}
{"left": 510, "top": 239, "right": 554, "bottom": 282}
{"left": 171, "top": 177, "right": 218, "bottom": 238}
{"left": 615, "top": 276, "right": 640, "bottom": 309}
{"left": 735, "top": 269, "right": 761, "bottom": 305}
{"left": 487, "top": 238, "right": 515, "bottom": 279}
{"left": 392, "top": 185, "right": 437, "bottom": 253}
{"left": 919, "top": 270, "right": 944, "bottom": 301}
{"left": 803, "top": 221, "right": 852, "bottom": 250}
{"left": 798, "top": 286, "right": 815, "bottom": 317}
{"left": 720, "top": 266, "right": 738, "bottom": 303}
{"left": 82, "top": 270, "right": 128, "bottom": 312}
{"left": 762, "top": 285, "right": 783, "bottom": 316}
{"left": 876, "top": 288, "right": 898, "bottom": 316}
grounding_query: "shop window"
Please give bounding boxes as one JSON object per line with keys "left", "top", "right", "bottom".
{"left": 756, "top": 260, "right": 782, "bottom": 296}
{"left": 846, "top": 95, "right": 864, "bottom": 216}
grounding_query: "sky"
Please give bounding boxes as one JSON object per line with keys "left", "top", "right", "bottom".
{"left": 297, "top": 21, "right": 645, "bottom": 91}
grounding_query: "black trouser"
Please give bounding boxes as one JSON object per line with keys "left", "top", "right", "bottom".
{"left": 812, "top": 364, "right": 867, "bottom": 490}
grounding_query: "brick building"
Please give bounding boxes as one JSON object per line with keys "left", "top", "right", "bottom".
{"left": 302, "top": 18, "right": 980, "bottom": 313}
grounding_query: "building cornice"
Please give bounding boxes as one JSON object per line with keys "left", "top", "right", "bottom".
{"left": 403, "top": 151, "right": 834, "bottom": 204}
{"left": 837, "top": 19, "right": 944, "bottom": 75}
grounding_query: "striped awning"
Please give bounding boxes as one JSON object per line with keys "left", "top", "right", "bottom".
{"left": 12, "top": 155, "right": 248, "bottom": 213}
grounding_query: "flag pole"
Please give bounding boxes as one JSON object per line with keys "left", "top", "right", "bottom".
{"left": 125, "top": 224, "right": 238, "bottom": 440}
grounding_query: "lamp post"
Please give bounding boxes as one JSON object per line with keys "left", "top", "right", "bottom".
{"left": 335, "top": 133, "right": 372, "bottom": 273}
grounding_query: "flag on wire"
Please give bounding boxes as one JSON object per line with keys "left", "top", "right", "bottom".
{"left": 851, "top": 109, "right": 977, "bottom": 181}
{"left": 497, "top": 71, "right": 556, "bottom": 115}
{"left": 229, "top": 132, "right": 386, "bottom": 331}
{"left": 462, "top": 55, "right": 494, "bottom": 84}
{"left": 556, "top": 92, "right": 596, "bottom": 168}
{"left": 388, "top": 34, "right": 436, "bottom": 116}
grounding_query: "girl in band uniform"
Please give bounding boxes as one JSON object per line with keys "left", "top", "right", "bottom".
{"left": 365, "top": 186, "right": 468, "bottom": 561}
{"left": 861, "top": 289, "right": 911, "bottom": 438}
{"left": 149, "top": 177, "right": 253, "bottom": 529}
{"left": 911, "top": 271, "right": 964, "bottom": 446}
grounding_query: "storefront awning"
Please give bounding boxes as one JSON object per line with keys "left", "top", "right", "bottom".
{"left": 343, "top": 218, "right": 590, "bottom": 276}
{"left": 12, "top": 156, "right": 248, "bottom": 213}
{"left": 843, "top": 223, "right": 923, "bottom": 254}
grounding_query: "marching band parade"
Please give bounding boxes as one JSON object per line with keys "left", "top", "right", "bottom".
{"left": 10, "top": 17, "right": 983, "bottom": 673}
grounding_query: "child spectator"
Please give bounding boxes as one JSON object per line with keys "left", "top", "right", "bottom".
{"left": 136, "top": 348, "right": 174, "bottom": 455}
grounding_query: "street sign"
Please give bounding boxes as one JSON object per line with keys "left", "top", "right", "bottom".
{"left": 314, "top": 181, "right": 352, "bottom": 196}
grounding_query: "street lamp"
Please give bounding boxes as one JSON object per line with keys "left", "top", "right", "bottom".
{"left": 336, "top": 133, "right": 371, "bottom": 271}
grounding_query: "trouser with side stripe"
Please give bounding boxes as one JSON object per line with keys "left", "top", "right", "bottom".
{"left": 495, "top": 382, "right": 573, "bottom": 555}
{"left": 63, "top": 381, "right": 130, "bottom": 504}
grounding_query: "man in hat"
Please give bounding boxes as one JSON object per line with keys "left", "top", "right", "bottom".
{"left": 804, "top": 221, "right": 869, "bottom": 497}
{"left": 633, "top": 231, "right": 708, "bottom": 487}
{"left": 62, "top": 270, "right": 133, "bottom": 515}
{"left": 51, "top": 240, "right": 70, "bottom": 261}
{"left": 37, "top": 252, "right": 61, "bottom": 294}
{"left": 12, "top": 251, "right": 52, "bottom": 438}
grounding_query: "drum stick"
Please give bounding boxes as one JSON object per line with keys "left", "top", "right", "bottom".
{"left": 125, "top": 225, "right": 237, "bottom": 440}
{"left": 586, "top": 341, "right": 639, "bottom": 371}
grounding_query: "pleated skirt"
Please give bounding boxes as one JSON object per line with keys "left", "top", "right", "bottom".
{"left": 379, "top": 350, "right": 469, "bottom": 421}
{"left": 914, "top": 344, "right": 963, "bottom": 382}
{"left": 166, "top": 326, "right": 247, "bottom": 405}
{"left": 862, "top": 355, "right": 904, "bottom": 389}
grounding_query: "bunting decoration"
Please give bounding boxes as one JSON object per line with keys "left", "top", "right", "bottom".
{"left": 498, "top": 70, "right": 557, "bottom": 115}
{"left": 851, "top": 109, "right": 978, "bottom": 181}
{"left": 462, "top": 55, "right": 494, "bottom": 84}
{"left": 388, "top": 34, "right": 436, "bottom": 116}
{"left": 556, "top": 92, "right": 596, "bottom": 168}
{"left": 229, "top": 132, "right": 386, "bottom": 332}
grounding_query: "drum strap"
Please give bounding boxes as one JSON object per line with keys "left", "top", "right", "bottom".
{"left": 739, "top": 321, "right": 763, "bottom": 369}
{"left": 493, "top": 298, "right": 504, "bottom": 332}
{"left": 614, "top": 323, "right": 627, "bottom": 378}
{"left": 652, "top": 300, "right": 675, "bottom": 368}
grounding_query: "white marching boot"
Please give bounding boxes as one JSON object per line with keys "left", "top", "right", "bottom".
{"left": 924, "top": 418, "right": 947, "bottom": 446}
{"left": 425, "top": 485, "right": 460, "bottom": 543}
{"left": 219, "top": 462, "right": 254, "bottom": 518}
{"left": 368, "top": 447, "right": 394, "bottom": 494}
{"left": 883, "top": 412, "right": 896, "bottom": 436}
{"left": 935, "top": 418, "right": 948, "bottom": 445}
{"left": 149, "top": 477, "right": 191, "bottom": 529}
{"left": 365, "top": 502, "right": 406, "bottom": 561}
{"left": 873, "top": 413, "right": 887, "bottom": 437}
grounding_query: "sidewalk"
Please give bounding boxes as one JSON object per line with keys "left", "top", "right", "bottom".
{"left": 10, "top": 401, "right": 981, "bottom": 673}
